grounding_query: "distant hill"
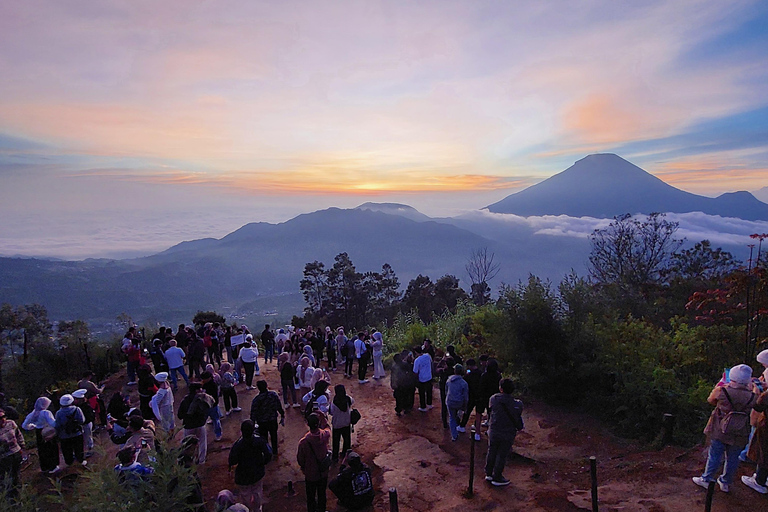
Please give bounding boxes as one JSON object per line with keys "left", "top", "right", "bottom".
{"left": 487, "top": 154, "right": 768, "bottom": 220}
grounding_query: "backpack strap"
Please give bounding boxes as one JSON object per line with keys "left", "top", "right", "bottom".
{"left": 499, "top": 401, "right": 524, "bottom": 430}
{"left": 722, "top": 388, "right": 754, "bottom": 412}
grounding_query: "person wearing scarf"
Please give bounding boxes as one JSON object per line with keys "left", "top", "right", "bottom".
{"left": 22, "top": 397, "right": 59, "bottom": 474}
{"left": 371, "top": 332, "right": 385, "bottom": 380}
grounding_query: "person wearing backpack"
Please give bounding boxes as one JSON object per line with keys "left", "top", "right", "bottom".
{"left": 693, "top": 363, "right": 756, "bottom": 493}
{"left": 55, "top": 394, "right": 87, "bottom": 467}
{"left": 484, "top": 378, "right": 523, "bottom": 487}
{"left": 328, "top": 451, "right": 374, "bottom": 510}
{"left": 329, "top": 384, "right": 356, "bottom": 462}
{"left": 228, "top": 419, "right": 272, "bottom": 512}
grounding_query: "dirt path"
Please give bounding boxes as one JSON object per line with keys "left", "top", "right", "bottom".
{"left": 24, "top": 360, "right": 768, "bottom": 511}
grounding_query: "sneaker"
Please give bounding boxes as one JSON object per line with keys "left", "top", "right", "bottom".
{"left": 474, "top": 433, "right": 481, "bottom": 441}
{"left": 293, "top": 403, "right": 301, "bottom": 408}
{"left": 226, "top": 410, "right": 232, "bottom": 416}
{"left": 233, "top": 407, "right": 242, "bottom": 412}
{"left": 255, "top": 370, "right": 261, "bottom": 376}
{"left": 491, "top": 477, "right": 510, "bottom": 487}
{"left": 692, "top": 476, "right": 710, "bottom": 490}
{"left": 127, "top": 381, "right": 137, "bottom": 386}
{"left": 742, "top": 474, "right": 768, "bottom": 494}
{"left": 427, "top": 404, "right": 434, "bottom": 410}
{"left": 81, "top": 460, "right": 88, "bottom": 467}
{"left": 49, "top": 466, "right": 61, "bottom": 474}
{"left": 451, "top": 436, "right": 458, "bottom": 442}
{"left": 457, "top": 426, "right": 466, "bottom": 433}
{"left": 215, "top": 436, "right": 223, "bottom": 442}
{"left": 358, "top": 379, "right": 369, "bottom": 384}
{"left": 418, "top": 407, "right": 428, "bottom": 412}
{"left": 717, "top": 477, "right": 730, "bottom": 493}
{"left": 481, "top": 421, "right": 488, "bottom": 427}
{"left": 485, "top": 475, "right": 493, "bottom": 482}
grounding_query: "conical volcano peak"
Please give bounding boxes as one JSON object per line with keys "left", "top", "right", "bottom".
{"left": 486, "top": 153, "right": 768, "bottom": 220}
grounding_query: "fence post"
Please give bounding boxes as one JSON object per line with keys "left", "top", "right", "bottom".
{"left": 389, "top": 487, "right": 399, "bottom": 512}
{"left": 467, "top": 426, "right": 476, "bottom": 496}
{"left": 705, "top": 481, "right": 715, "bottom": 512}
{"left": 590, "top": 456, "right": 598, "bottom": 512}
{"left": 286, "top": 480, "right": 296, "bottom": 496}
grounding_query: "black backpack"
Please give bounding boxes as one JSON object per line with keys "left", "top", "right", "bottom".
{"left": 304, "top": 394, "right": 319, "bottom": 421}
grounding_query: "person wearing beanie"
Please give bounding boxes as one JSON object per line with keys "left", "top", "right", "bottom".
{"left": 445, "top": 364, "right": 469, "bottom": 441}
{"left": 55, "top": 394, "right": 87, "bottom": 467}
{"left": 328, "top": 451, "right": 375, "bottom": 510}
{"left": 693, "top": 363, "right": 756, "bottom": 493}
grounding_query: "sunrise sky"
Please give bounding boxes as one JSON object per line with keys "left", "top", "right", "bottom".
{"left": 1, "top": 1, "right": 767, "bottom": 258}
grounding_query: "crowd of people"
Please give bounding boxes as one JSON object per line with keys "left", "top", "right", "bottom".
{"left": 1, "top": 321, "right": 528, "bottom": 511}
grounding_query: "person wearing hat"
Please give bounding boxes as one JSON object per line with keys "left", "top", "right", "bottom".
{"left": 328, "top": 451, "right": 374, "bottom": 510}
{"left": 0, "top": 407, "right": 25, "bottom": 499}
{"left": 693, "top": 363, "right": 757, "bottom": 493}
{"left": 445, "top": 364, "right": 469, "bottom": 441}
{"left": 275, "top": 327, "right": 289, "bottom": 357}
{"left": 55, "top": 394, "right": 87, "bottom": 467}
{"left": 73, "top": 389, "right": 96, "bottom": 456}
{"left": 22, "top": 397, "right": 59, "bottom": 474}
{"left": 150, "top": 372, "right": 175, "bottom": 431}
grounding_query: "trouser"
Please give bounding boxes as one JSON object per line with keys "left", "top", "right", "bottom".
{"left": 207, "top": 345, "right": 221, "bottom": 366}
{"left": 208, "top": 406, "right": 222, "bottom": 438}
{"left": 281, "top": 380, "right": 297, "bottom": 405}
{"left": 448, "top": 406, "right": 462, "bottom": 439}
{"left": 305, "top": 476, "right": 328, "bottom": 512}
{"left": 460, "top": 400, "right": 479, "bottom": 427}
{"left": 258, "top": 419, "right": 279, "bottom": 455}
{"left": 225, "top": 345, "right": 233, "bottom": 363}
{"left": 83, "top": 421, "right": 94, "bottom": 450}
{"left": 222, "top": 387, "right": 238, "bottom": 411}
{"left": 189, "top": 358, "right": 203, "bottom": 379}
{"left": 702, "top": 438, "right": 744, "bottom": 485}
{"left": 244, "top": 362, "right": 256, "bottom": 387}
{"left": 327, "top": 348, "right": 336, "bottom": 369}
{"left": 61, "top": 435, "right": 85, "bottom": 465}
{"left": 184, "top": 426, "right": 208, "bottom": 464}
{"left": 345, "top": 357, "right": 354, "bottom": 376}
{"left": 35, "top": 430, "right": 59, "bottom": 472}
{"left": 170, "top": 366, "right": 190, "bottom": 391}
{"left": 418, "top": 381, "right": 433, "bottom": 409}
{"left": 140, "top": 394, "right": 154, "bottom": 421}
{"left": 0, "top": 451, "right": 23, "bottom": 499}
{"left": 238, "top": 479, "right": 264, "bottom": 512}
{"left": 127, "top": 360, "right": 138, "bottom": 382}
{"left": 357, "top": 354, "right": 368, "bottom": 381}
{"left": 332, "top": 426, "right": 351, "bottom": 461}
{"left": 756, "top": 465, "right": 768, "bottom": 486}
{"left": 394, "top": 388, "right": 409, "bottom": 413}
{"left": 264, "top": 347, "right": 274, "bottom": 363}
{"left": 439, "top": 382, "right": 448, "bottom": 427}
{"left": 485, "top": 436, "right": 514, "bottom": 480}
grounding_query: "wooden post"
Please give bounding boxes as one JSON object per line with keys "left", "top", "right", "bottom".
{"left": 389, "top": 487, "right": 399, "bottom": 512}
{"left": 467, "top": 426, "right": 476, "bottom": 496}
{"left": 286, "top": 480, "right": 296, "bottom": 496}
{"left": 705, "top": 481, "right": 715, "bottom": 512}
{"left": 590, "top": 456, "right": 598, "bottom": 512}
{"left": 662, "top": 414, "right": 675, "bottom": 444}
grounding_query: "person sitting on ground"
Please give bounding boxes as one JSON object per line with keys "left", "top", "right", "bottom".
{"left": 485, "top": 378, "right": 524, "bottom": 487}
{"left": 114, "top": 446, "right": 154, "bottom": 483}
{"left": 214, "top": 489, "right": 249, "bottom": 512}
{"left": 228, "top": 419, "right": 272, "bottom": 512}
{"left": 693, "top": 363, "right": 756, "bottom": 493}
{"left": 329, "top": 451, "right": 374, "bottom": 510}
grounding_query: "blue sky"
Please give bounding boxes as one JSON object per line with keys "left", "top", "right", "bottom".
{"left": 1, "top": 0, "right": 767, "bottom": 258}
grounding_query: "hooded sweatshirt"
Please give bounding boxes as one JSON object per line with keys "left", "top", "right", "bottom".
{"left": 445, "top": 374, "right": 469, "bottom": 409}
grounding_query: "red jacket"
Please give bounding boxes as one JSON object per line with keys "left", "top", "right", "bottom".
{"left": 297, "top": 426, "right": 331, "bottom": 481}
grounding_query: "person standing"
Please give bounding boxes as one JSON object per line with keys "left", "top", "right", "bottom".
{"left": 693, "top": 364, "right": 756, "bottom": 493}
{"left": 261, "top": 325, "right": 275, "bottom": 365}
{"left": 329, "top": 385, "right": 355, "bottom": 462}
{"left": 22, "top": 397, "right": 59, "bottom": 474}
{"left": 278, "top": 353, "right": 298, "bottom": 408}
{"left": 0, "top": 409, "right": 25, "bottom": 499}
{"left": 164, "top": 340, "right": 189, "bottom": 392}
{"left": 250, "top": 380, "right": 285, "bottom": 456}
{"left": 325, "top": 328, "right": 337, "bottom": 372}
{"left": 228, "top": 419, "right": 272, "bottom": 512}
{"left": 371, "top": 332, "right": 385, "bottom": 380}
{"left": 72, "top": 389, "right": 95, "bottom": 455}
{"left": 485, "top": 378, "right": 524, "bottom": 486}
{"left": 150, "top": 372, "right": 175, "bottom": 431}
{"left": 201, "top": 371, "right": 223, "bottom": 442}
{"left": 187, "top": 334, "right": 206, "bottom": 380}
{"left": 437, "top": 355, "right": 456, "bottom": 429}
{"left": 178, "top": 384, "right": 215, "bottom": 464}
{"left": 413, "top": 346, "right": 433, "bottom": 412}
{"left": 459, "top": 358, "right": 483, "bottom": 440}
{"left": 239, "top": 340, "right": 260, "bottom": 389}
{"left": 218, "top": 363, "right": 241, "bottom": 415}
{"left": 445, "top": 365, "right": 469, "bottom": 441}
{"left": 479, "top": 358, "right": 503, "bottom": 434}
{"left": 297, "top": 412, "right": 332, "bottom": 512}
{"left": 55, "top": 394, "right": 87, "bottom": 467}
{"left": 354, "top": 333, "right": 369, "bottom": 384}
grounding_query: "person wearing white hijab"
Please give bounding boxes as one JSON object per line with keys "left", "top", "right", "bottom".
{"left": 372, "top": 331, "right": 386, "bottom": 380}
{"left": 22, "top": 397, "right": 59, "bottom": 473}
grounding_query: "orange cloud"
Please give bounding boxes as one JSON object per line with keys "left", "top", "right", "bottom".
{"left": 652, "top": 157, "right": 768, "bottom": 193}
{"left": 562, "top": 94, "right": 653, "bottom": 146}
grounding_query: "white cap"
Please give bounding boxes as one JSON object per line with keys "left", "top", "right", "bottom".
{"left": 72, "top": 389, "right": 87, "bottom": 399}
{"left": 59, "top": 394, "right": 74, "bottom": 406}
{"left": 155, "top": 372, "right": 169, "bottom": 382}
{"left": 757, "top": 350, "right": 768, "bottom": 366}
